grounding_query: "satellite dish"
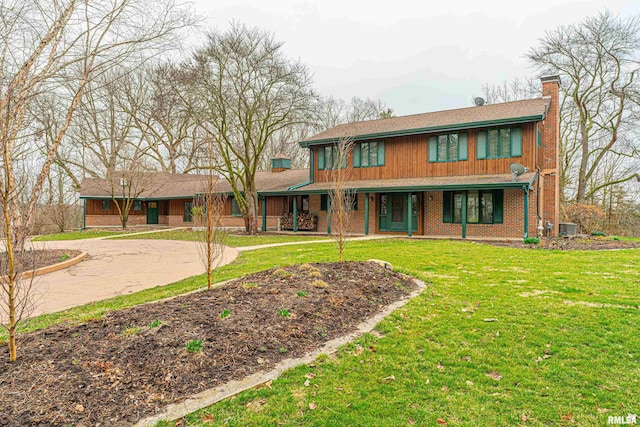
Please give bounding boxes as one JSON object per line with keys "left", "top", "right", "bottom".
{"left": 474, "top": 97, "right": 485, "bottom": 106}
{"left": 509, "top": 162, "right": 529, "bottom": 182}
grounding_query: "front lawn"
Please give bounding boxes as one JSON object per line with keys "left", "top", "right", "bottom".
{"left": 113, "top": 229, "right": 330, "bottom": 247}
{"left": 160, "top": 240, "right": 639, "bottom": 427}
{"left": 3, "top": 239, "right": 638, "bottom": 426}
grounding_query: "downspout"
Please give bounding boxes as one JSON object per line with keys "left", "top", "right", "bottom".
{"left": 524, "top": 185, "right": 529, "bottom": 240}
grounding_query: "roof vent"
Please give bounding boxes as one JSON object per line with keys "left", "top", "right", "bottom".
{"left": 474, "top": 97, "right": 485, "bottom": 106}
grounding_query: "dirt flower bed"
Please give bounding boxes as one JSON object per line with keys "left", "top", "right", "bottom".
{"left": 0, "top": 261, "right": 417, "bottom": 426}
{"left": 0, "top": 249, "right": 81, "bottom": 275}
{"left": 476, "top": 236, "right": 640, "bottom": 250}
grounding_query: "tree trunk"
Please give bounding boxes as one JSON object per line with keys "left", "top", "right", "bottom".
{"left": 246, "top": 188, "right": 259, "bottom": 235}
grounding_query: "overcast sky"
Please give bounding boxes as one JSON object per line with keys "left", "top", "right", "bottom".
{"left": 191, "top": 0, "right": 640, "bottom": 116}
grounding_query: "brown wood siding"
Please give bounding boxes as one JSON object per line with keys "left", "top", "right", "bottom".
{"left": 168, "top": 199, "right": 191, "bottom": 216}
{"left": 314, "top": 123, "right": 537, "bottom": 183}
{"left": 85, "top": 199, "right": 146, "bottom": 216}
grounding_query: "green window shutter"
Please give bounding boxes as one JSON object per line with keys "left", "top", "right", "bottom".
{"left": 428, "top": 136, "right": 438, "bottom": 162}
{"left": 320, "top": 194, "right": 327, "bottom": 211}
{"left": 318, "top": 147, "right": 325, "bottom": 170}
{"left": 377, "top": 141, "right": 385, "bottom": 166}
{"left": 442, "top": 191, "right": 453, "bottom": 223}
{"left": 476, "top": 131, "right": 487, "bottom": 159}
{"left": 458, "top": 133, "right": 468, "bottom": 160}
{"left": 537, "top": 128, "right": 542, "bottom": 147}
{"left": 353, "top": 143, "right": 361, "bottom": 167}
{"left": 510, "top": 127, "right": 522, "bottom": 157}
{"left": 493, "top": 189, "right": 504, "bottom": 224}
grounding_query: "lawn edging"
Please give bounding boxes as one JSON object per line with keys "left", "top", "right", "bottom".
{"left": 3, "top": 251, "right": 88, "bottom": 280}
{"left": 134, "top": 272, "right": 426, "bottom": 427}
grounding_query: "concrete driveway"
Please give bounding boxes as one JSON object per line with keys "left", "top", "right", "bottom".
{"left": 27, "top": 239, "right": 238, "bottom": 318}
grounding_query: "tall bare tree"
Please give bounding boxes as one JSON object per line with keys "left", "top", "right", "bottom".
{"left": 186, "top": 23, "right": 317, "bottom": 234}
{"left": 527, "top": 11, "right": 640, "bottom": 204}
{"left": 0, "top": 0, "right": 194, "bottom": 362}
{"left": 328, "top": 137, "right": 356, "bottom": 262}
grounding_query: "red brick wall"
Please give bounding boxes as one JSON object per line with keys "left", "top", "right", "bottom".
{"left": 541, "top": 76, "right": 561, "bottom": 235}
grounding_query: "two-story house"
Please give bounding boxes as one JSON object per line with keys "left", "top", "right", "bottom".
{"left": 80, "top": 75, "right": 560, "bottom": 240}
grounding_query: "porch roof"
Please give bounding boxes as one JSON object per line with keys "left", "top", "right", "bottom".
{"left": 280, "top": 172, "right": 536, "bottom": 194}
{"left": 300, "top": 98, "right": 550, "bottom": 146}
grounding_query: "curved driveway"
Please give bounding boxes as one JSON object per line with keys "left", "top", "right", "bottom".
{"left": 28, "top": 239, "right": 239, "bottom": 318}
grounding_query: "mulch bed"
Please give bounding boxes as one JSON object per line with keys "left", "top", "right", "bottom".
{"left": 477, "top": 236, "right": 640, "bottom": 250}
{"left": 0, "top": 261, "right": 418, "bottom": 426}
{"left": 0, "top": 249, "right": 81, "bottom": 275}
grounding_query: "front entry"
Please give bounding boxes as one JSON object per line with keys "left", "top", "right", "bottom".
{"left": 378, "top": 193, "right": 418, "bottom": 233}
{"left": 146, "top": 201, "right": 158, "bottom": 224}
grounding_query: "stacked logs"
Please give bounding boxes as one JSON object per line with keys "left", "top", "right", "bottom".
{"left": 280, "top": 211, "right": 317, "bottom": 231}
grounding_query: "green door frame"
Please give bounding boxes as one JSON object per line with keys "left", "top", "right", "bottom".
{"left": 378, "top": 193, "right": 418, "bottom": 234}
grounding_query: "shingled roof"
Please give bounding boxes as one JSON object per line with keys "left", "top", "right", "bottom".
{"left": 80, "top": 169, "right": 310, "bottom": 199}
{"left": 301, "top": 98, "right": 550, "bottom": 145}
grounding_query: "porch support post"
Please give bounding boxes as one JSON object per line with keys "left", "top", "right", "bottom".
{"left": 261, "top": 196, "right": 267, "bottom": 232}
{"left": 83, "top": 198, "right": 86, "bottom": 230}
{"left": 364, "top": 193, "right": 370, "bottom": 235}
{"left": 293, "top": 196, "right": 298, "bottom": 233}
{"left": 327, "top": 195, "right": 331, "bottom": 235}
{"left": 407, "top": 193, "right": 413, "bottom": 237}
{"left": 461, "top": 192, "right": 467, "bottom": 239}
{"left": 523, "top": 187, "right": 529, "bottom": 239}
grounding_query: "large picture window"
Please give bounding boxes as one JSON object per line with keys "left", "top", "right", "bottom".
{"left": 443, "top": 190, "right": 503, "bottom": 224}
{"left": 429, "top": 133, "right": 468, "bottom": 162}
{"left": 353, "top": 141, "right": 385, "bottom": 167}
{"left": 477, "top": 127, "right": 522, "bottom": 159}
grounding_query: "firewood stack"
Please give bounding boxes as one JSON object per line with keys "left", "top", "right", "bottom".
{"left": 280, "top": 211, "right": 317, "bottom": 231}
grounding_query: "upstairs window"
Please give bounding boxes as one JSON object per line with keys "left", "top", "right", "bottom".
{"left": 477, "top": 127, "right": 522, "bottom": 159}
{"left": 318, "top": 145, "right": 346, "bottom": 170}
{"left": 429, "top": 133, "right": 468, "bottom": 162}
{"left": 353, "top": 141, "right": 385, "bottom": 167}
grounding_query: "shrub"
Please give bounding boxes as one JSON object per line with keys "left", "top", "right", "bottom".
{"left": 524, "top": 237, "right": 540, "bottom": 245}
{"left": 186, "top": 339, "right": 203, "bottom": 353}
{"left": 562, "top": 203, "right": 605, "bottom": 234}
{"left": 297, "top": 291, "right": 307, "bottom": 297}
{"left": 591, "top": 231, "right": 606, "bottom": 237}
{"left": 277, "top": 308, "right": 290, "bottom": 317}
{"left": 272, "top": 268, "right": 293, "bottom": 278}
{"left": 308, "top": 270, "right": 323, "bottom": 278}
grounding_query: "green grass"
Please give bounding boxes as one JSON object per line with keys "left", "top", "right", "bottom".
{"left": 3, "top": 239, "right": 639, "bottom": 426}
{"left": 32, "top": 229, "right": 134, "bottom": 241}
{"left": 113, "top": 229, "right": 329, "bottom": 247}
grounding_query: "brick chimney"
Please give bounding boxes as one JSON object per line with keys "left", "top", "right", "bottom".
{"left": 540, "top": 75, "right": 561, "bottom": 236}
{"left": 271, "top": 154, "right": 291, "bottom": 173}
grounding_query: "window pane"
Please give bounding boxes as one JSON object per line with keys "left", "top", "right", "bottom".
{"left": 488, "top": 130, "right": 499, "bottom": 158}
{"left": 184, "top": 202, "right": 193, "bottom": 222}
{"left": 453, "top": 193, "right": 463, "bottom": 223}
{"left": 500, "top": 128, "right": 511, "bottom": 157}
{"left": 370, "top": 141, "right": 377, "bottom": 166}
{"left": 391, "top": 194, "right": 404, "bottom": 222}
{"left": 411, "top": 194, "right": 418, "bottom": 216}
{"left": 481, "top": 191, "right": 493, "bottom": 223}
{"left": 467, "top": 191, "right": 479, "bottom": 223}
{"left": 438, "top": 135, "right": 448, "bottom": 161}
{"left": 361, "top": 143, "right": 369, "bottom": 167}
{"left": 231, "top": 198, "right": 241, "bottom": 216}
{"left": 302, "top": 195, "right": 309, "bottom": 212}
{"left": 448, "top": 134, "right": 458, "bottom": 161}
{"left": 380, "top": 194, "right": 387, "bottom": 215}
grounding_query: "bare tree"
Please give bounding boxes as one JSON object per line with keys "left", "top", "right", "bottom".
{"left": 185, "top": 23, "right": 317, "bottom": 234}
{"left": 328, "top": 137, "right": 356, "bottom": 262}
{"left": 0, "top": 0, "right": 194, "bottom": 361}
{"left": 104, "top": 166, "right": 157, "bottom": 230}
{"left": 527, "top": 11, "right": 640, "bottom": 204}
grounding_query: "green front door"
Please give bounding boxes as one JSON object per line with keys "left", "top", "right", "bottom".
{"left": 146, "top": 201, "right": 158, "bottom": 224}
{"left": 378, "top": 193, "right": 418, "bottom": 232}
